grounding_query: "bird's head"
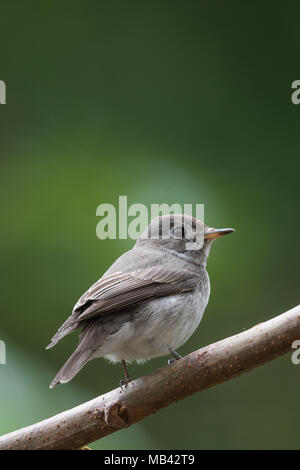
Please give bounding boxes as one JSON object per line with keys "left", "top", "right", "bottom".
{"left": 137, "top": 214, "right": 235, "bottom": 266}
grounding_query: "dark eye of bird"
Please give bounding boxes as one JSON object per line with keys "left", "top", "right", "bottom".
{"left": 171, "top": 226, "right": 185, "bottom": 239}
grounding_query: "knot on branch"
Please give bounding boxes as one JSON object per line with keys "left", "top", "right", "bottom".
{"left": 104, "top": 403, "right": 129, "bottom": 429}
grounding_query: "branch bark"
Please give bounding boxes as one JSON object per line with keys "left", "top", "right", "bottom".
{"left": 1, "top": 304, "right": 299, "bottom": 450}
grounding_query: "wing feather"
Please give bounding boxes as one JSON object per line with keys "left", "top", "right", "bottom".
{"left": 46, "top": 262, "right": 201, "bottom": 349}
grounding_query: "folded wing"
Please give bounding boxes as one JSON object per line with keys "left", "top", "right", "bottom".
{"left": 46, "top": 265, "right": 201, "bottom": 349}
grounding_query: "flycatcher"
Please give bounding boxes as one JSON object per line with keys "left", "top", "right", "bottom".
{"left": 47, "top": 214, "right": 234, "bottom": 388}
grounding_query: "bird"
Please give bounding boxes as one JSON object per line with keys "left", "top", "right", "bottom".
{"left": 46, "top": 214, "right": 234, "bottom": 388}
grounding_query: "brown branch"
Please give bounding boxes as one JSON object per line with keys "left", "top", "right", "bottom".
{"left": 1, "top": 304, "right": 299, "bottom": 450}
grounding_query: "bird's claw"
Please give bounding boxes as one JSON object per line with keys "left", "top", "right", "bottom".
{"left": 119, "top": 377, "right": 133, "bottom": 391}
{"left": 169, "top": 348, "right": 182, "bottom": 360}
{"left": 168, "top": 358, "right": 176, "bottom": 366}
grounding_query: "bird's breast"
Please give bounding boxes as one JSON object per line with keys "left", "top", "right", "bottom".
{"left": 129, "top": 273, "right": 210, "bottom": 358}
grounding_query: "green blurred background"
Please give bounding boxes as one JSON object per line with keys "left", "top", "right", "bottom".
{"left": 0, "top": 1, "right": 299, "bottom": 449}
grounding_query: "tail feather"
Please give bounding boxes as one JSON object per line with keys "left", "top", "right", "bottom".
{"left": 49, "top": 319, "right": 104, "bottom": 388}
{"left": 46, "top": 320, "right": 79, "bottom": 350}
{"left": 50, "top": 347, "right": 94, "bottom": 388}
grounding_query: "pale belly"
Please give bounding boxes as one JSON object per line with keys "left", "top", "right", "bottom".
{"left": 101, "top": 281, "right": 210, "bottom": 363}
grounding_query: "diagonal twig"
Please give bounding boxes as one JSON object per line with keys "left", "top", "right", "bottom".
{"left": 0, "top": 304, "right": 299, "bottom": 450}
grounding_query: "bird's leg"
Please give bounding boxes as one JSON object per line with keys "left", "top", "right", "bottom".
{"left": 119, "top": 360, "right": 133, "bottom": 390}
{"left": 167, "top": 347, "right": 182, "bottom": 365}
{"left": 170, "top": 348, "right": 182, "bottom": 360}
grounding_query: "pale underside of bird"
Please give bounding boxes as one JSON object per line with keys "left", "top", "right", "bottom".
{"left": 46, "top": 214, "right": 234, "bottom": 388}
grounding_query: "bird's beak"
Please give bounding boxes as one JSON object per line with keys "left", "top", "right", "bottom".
{"left": 204, "top": 227, "right": 235, "bottom": 240}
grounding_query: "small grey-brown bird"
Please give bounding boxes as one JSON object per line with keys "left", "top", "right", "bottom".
{"left": 47, "top": 214, "right": 234, "bottom": 388}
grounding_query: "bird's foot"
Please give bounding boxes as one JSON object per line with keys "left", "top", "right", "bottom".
{"left": 119, "top": 377, "right": 133, "bottom": 391}
{"left": 168, "top": 358, "right": 176, "bottom": 366}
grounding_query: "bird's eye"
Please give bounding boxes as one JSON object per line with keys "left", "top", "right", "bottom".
{"left": 171, "top": 226, "right": 185, "bottom": 239}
